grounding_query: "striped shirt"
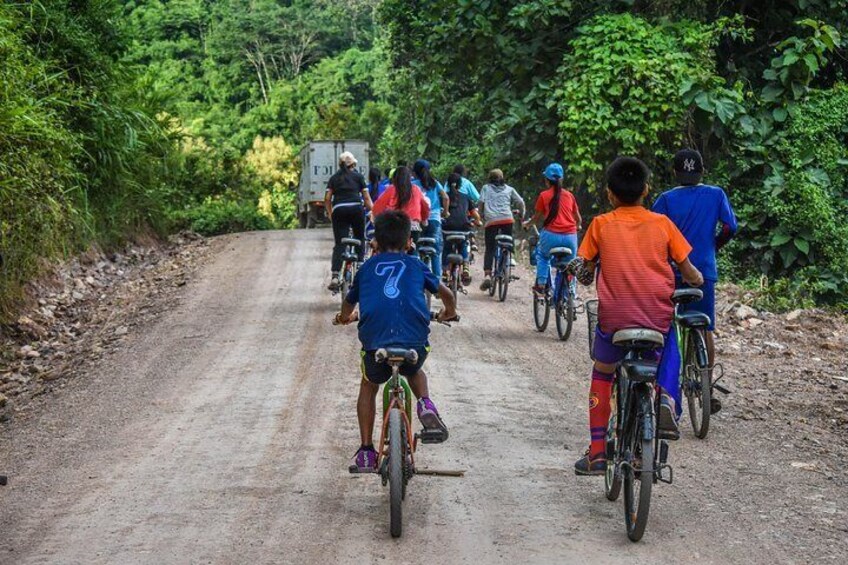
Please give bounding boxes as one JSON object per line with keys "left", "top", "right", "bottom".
{"left": 579, "top": 206, "right": 691, "bottom": 334}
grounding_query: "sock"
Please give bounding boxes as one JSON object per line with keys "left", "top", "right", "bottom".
{"left": 589, "top": 368, "right": 614, "bottom": 457}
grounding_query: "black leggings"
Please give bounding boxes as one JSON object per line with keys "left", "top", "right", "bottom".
{"left": 331, "top": 205, "right": 366, "bottom": 272}
{"left": 484, "top": 223, "right": 513, "bottom": 272}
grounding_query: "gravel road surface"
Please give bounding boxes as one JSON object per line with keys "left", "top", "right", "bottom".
{"left": 0, "top": 229, "right": 843, "bottom": 564}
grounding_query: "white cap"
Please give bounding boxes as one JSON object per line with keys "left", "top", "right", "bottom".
{"left": 339, "top": 151, "right": 357, "bottom": 168}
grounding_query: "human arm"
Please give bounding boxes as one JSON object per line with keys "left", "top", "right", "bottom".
{"left": 676, "top": 258, "right": 704, "bottom": 287}
{"left": 511, "top": 187, "right": 526, "bottom": 219}
{"left": 716, "top": 190, "right": 738, "bottom": 250}
{"left": 573, "top": 196, "right": 583, "bottom": 231}
{"left": 463, "top": 178, "right": 480, "bottom": 203}
{"left": 470, "top": 208, "right": 483, "bottom": 226}
{"left": 440, "top": 186, "right": 450, "bottom": 218}
{"left": 334, "top": 271, "right": 360, "bottom": 325}
{"left": 435, "top": 282, "right": 458, "bottom": 321}
{"left": 361, "top": 189, "right": 374, "bottom": 211}
{"left": 324, "top": 189, "right": 333, "bottom": 219}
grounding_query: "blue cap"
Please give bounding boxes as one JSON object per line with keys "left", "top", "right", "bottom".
{"left": 414, "top": 159, "right": 431, "bottom": 171}
{"left": 543, "top": 163, "right": 564, "bottom": 181}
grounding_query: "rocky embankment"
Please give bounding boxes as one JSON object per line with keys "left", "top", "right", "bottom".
{"left": 0, "top": 232, "right": 211, "bottom": 419}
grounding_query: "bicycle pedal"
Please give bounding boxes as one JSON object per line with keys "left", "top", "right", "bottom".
{"left": 416, "top": 428, "right": 448, "bottom": 444}
{"left": 348, "top": 464, "right": 377, "bottom": 475}
{"left": 714, "top": 383, "right": 731, "bottom": 395}
{"left": 657, "top": 464, "right": 673, "bottom": 484}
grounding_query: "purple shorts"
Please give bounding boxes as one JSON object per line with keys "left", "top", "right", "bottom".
{"left": 593, "top": 327, "right": 661, "bottom": 365}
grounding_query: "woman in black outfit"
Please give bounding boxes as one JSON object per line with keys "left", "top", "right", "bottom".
{"left": 324, "top": 151, "right": 373, "bottom": 291}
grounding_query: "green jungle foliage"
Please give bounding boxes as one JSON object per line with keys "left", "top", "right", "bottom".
{"left": 1, "top": 0, "right": 847, "bottom": 310}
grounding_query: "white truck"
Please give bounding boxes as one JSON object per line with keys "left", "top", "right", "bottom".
{"left": 297, "top": 139, "right": 370, "bottom": 228}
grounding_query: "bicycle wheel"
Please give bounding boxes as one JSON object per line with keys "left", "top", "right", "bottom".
{"left": 450, "top": 265, "right": 459, "bottom": 299}
{"left": 533, "top": 289, "right": 550, "bottom": 332}
{"left": 388, "top": 408, "right": 404, "bottom": 538}
{"left": 555, "top": 290, "right": 574, "bottom": 341}
{"left": 623, "top": 390, "right": 654, "bottom": 542}
{"left": 497, "top": 252, "right": 510, "bottom": 302}
{"left": 605, "top": 378, "right": 622, "bottom": 501}
{"left": 685, "top": 329, "right": 711, "bottom": 439}
{"left": 340, "top": 262, "right": 351, "bottom": 307}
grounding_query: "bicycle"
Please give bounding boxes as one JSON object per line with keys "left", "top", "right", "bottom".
{"left": 416, "top": 236, "right": 437, "bottom": 309}
{"left": 597, "top": 324, "right": 671, "bottom": 542}
{"left": 532, "top": 246, "right": 579, "bottom": 340}
{"left": 672, "top": 288, "right": 728, "bottom": 439}
{"left": 442, "top": 231, "right": 471, "bottom": 300}
{"left": 489, "top": 234, "right": 515, "bottom": 302}
{"left": 354, "top": 312, "right": 457, "bottom": 538}
{"left": 334, "top": 236, "right": 361, "bottom": 306}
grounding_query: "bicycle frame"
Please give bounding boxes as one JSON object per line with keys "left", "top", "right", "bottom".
{"left": 376, "top": 365, "right": 416, "bottom": 471}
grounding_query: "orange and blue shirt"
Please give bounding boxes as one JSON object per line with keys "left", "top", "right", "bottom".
{"left": 578, "top": 206, "right": 692, "bottom": 334}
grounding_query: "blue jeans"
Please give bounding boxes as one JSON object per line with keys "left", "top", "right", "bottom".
{"left": 422, "top": 220, "right": 443, "bottom": 278}
{"left": 535, "top": 230, "right": 578, "bottom": 285}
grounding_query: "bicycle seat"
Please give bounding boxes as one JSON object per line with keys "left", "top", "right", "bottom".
{"left": 621, "top": 359, "right": 659, "bottom": 383}
{"left": 549, "top": 247, "right": 572, "bottom": 258}
{"left": 672, "top": 288, "right": 703, "bottom": 304}
{"left": 495, "top": 234, "right": 514, "bottom": 243}
{"left": 417, "top": 246, "right": 436, "bottom": 257}
{"left": 375, "top": 348, "right": 419, "bottom": 365}
{"left": 341, "top": 237, "right": 362, "bottom": 247}
{"left": 612, "top": 328, "right": 665, "bottom": 349}
{"left": 445, "top": 253, "right": 464, "bottom": 265}
{"left": 677, "top": 311, "right": 711, "bottom": 328}
{"left": 445, "top": 233, "right": 468, "bottom": 243}
{"left": 417, "top": 237, "right": 436, "bottom": 247}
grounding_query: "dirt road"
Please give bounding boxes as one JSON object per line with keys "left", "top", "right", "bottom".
{"left": 0, "top": 230, "right": 843, "bottom": 564}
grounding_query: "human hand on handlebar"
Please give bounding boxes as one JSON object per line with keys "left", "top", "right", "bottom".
{"left": 333, "top": 311, "right": 359, "bottom": 325}
{"left": 432, "top": 309, "right": 460, "bottom": 325}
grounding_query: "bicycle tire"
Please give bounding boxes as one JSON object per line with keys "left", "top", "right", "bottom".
{"left": 388, "top": 408, "right": 404, "bottom": 538}
{"left": 555, "top": 292, "right": 574, "bottom": 341}
{"left": 686, "top": 329, "right": 711, "bottom": 439}
{"left": 450, "top": 265, "right": 459, "bottom": 299}
{"left": 533, "top": 290, "right": 550, "bottom": 332}
{"left": 498, "top": 252, "right": 510, "bottom": 302}
{"left": 340, "top": 262, "right": 350, "bottom": 308}
{"left": 605, "top": 378, "right": 622, "bottom": 501}
{"left": 623, "top": 390, "right": 654, "bottom": 542}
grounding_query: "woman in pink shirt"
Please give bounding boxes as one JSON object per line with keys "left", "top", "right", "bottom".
{"left": 372, "top": 166, "right": 430, "bottom": 242}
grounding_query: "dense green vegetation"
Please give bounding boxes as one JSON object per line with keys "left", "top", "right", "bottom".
{"left": 2, "top": 0, "right": 847, "bottom": 312}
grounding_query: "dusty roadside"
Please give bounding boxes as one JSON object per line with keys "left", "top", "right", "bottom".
{"left": 0, "top": 232, "right": 213, "bottom": 419}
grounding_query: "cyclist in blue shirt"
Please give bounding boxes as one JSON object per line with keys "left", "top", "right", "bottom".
{"left": 451, "top": 164, "right": 480, "bottom": 203}
{"left": 652, "top": 149, "right": 737, "bottom": 405}
{"left": 413, "top": 159, "right": 449, "bottom": 279}
{"left": 335, "top": 210, "right": 457, "bottom": 472}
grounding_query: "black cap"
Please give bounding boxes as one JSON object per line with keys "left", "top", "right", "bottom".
{"left": 673, "top": 149, "right": 704, "bottom": 185}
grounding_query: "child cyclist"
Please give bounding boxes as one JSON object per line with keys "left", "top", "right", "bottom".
{"left": 652, "top": 149, "right": 737, "bottom": 412}
{"left": 478, "top": 169, "right": 525, "bottom": 291}
{"left": 523, "top": 163, "right": 582, "bottom": 295}
{"left": 335, "top": 210, "right": 457, "bottom": 472}
{"left": 442, "top": 173, "right": 482, "bottom": 284}
{"left": 567, "top": 157, "right": 703, "bottom": 475}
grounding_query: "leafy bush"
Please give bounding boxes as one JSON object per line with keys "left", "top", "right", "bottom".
{"left": 171, "top": 198, "right": 274, "bottom": 236}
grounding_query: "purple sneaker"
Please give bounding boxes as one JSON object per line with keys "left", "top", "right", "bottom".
{"left": 349, "top": 446, "right": 378, "bottom": 473}
{"left": 417, "top": 398, "right": 448, "bottom": 434}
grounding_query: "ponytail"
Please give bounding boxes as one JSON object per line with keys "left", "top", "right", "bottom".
{"left": 393, "top": 166, "right": 413, "bottom": 209}
{"left": 543, "top": 178, "right": 563, "bottom": 227}
{"left": 447, "top": 172, "right": 462, "bottom": 211}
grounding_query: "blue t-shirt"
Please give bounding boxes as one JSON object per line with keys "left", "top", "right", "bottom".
{"left": 652, "top": 184, "right": 737, "bottom": 282}
{"left": 413, "top": 179, "right": 446, "bottom": 222}
{"left": 346, "top": 252, "right": 440, "bottom": 350}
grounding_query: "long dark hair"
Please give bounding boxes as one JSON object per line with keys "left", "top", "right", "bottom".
{"left": 543, "top": 177, "right": 563, "bottom": 227}
{"left": 392, "top": 166, "right": 413, "bottom": 209}
{"left": 368, "top": 167, "right": 381, "bottom": 200}
{"left": 447, "top": 172, "right": 462, "bottom": 211}
{"left": 413, "top": 161, "right": 437, "bottom": 190}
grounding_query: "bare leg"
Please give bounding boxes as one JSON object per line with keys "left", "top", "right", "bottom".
{"left": 407, "top": 369, "right": 430, "bottom": 400}
{"left": 357, "top": 379, "right": 380, "bottom": 446}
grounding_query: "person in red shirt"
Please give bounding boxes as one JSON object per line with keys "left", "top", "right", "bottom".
{"left": 567, "top": 157, "right": 703, "bottom": 476}
{"left": 372, "top": 166, "right": 430, "bottom": 243}
{"left": 523, "top": 163, "right": 582, "bottom": 294}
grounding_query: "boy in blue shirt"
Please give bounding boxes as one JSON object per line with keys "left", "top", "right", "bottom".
{"left": 652, "top": 149, "right": 737, "bottom": 411}
{"left": 335, "top": 210, "right": 457, "bottom": 472}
